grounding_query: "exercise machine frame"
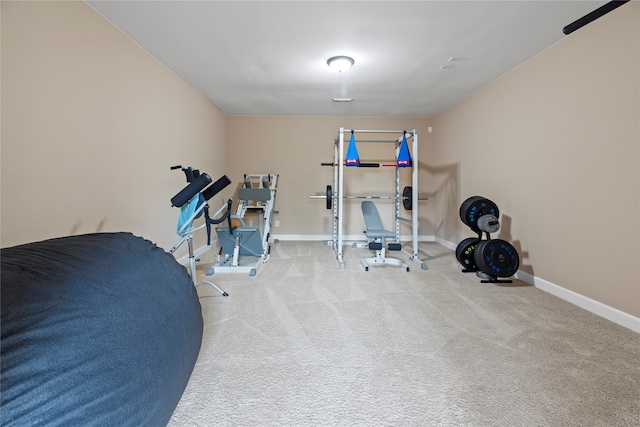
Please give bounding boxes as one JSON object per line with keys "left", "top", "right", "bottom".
{"left": 206, "top": 173, "right": 279, "bottom": 276}
{"left": 168, "top": 166, "right": 232, "bottom": 296}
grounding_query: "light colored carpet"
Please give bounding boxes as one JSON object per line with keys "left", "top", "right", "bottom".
{"left": 168, "top": 241, "right": 640, "bottom": 427}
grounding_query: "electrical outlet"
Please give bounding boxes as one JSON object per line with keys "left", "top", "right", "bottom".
{"left": 275, "top": 220, "right": 280, "bottom": 227}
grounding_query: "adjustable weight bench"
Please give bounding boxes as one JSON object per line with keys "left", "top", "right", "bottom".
{"left": 360, "top": 201, "right": 410, "bottom": 271}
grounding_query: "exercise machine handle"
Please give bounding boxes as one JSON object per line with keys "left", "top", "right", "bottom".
{"left": 206, "top": 199, "right": 233, "bottom": 226}
{"left": 170, "top": 165, "right": 202, "bottom": 182}
{"left": 204, "top": 199, "right": 234, "bottom": 245}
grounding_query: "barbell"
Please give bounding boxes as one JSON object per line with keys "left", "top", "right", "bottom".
{"left": 309, "top": 185, "right": 426, "bottom": 210}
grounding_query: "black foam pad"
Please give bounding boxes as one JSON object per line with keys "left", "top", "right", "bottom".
{"left": 202, "top": 175, "right": 231, "bottom": 201}
{"left": 171, "top": 173, "right": 212, "bottom": 207}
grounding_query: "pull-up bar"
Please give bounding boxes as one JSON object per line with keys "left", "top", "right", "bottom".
{"left": 350, "top": 139, "right": 401, "bottom": 143}
{"left": 346, "top": 129, "right": 415, "bottom": 135}
{"left": 342, "top": 130, "right": 412, "bottom": 168}
{"left": 321, "top": 162, "right": 398, "bottom": 168}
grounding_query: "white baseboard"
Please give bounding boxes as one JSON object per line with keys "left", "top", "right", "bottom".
{"left": 435, "top": 236, "right": 457, "bottom": 251}
{"left": 369, "top": 234, "right": 639, "bottom": 333}
{"left": 272, "top": 234, "right": 437, "bottom": 242}
{"left": 272, "top": 234, "right": 331, "bottom": 241}
{"left": 514, "top": 270, "right": 640, "bottom": 334}
{"left": 438, "top": 237, "right": 639, "bottom": 333}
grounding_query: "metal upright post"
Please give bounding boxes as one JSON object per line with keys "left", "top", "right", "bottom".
{"left": 411, "top": 130, "right": 426, "bottom": 269}
{"left": 412, "top": 131, "right": 419, "bottom": 260}
{"left": 395, "top": 140, "right": 401, "bottom": 242}
{"left": 332, "top": 137, "right": 339, "bottom": 251}
{"left": 337, "top": 128, "right": 345, "bottom": 269}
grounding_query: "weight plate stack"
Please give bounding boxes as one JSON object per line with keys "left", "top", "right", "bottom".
{"left": 473, "top": 239, "right": 519, "bottom": 278}
{"left": 459, "top": 196, "right": 500, "bottom": 234}
{"left": 477, "top": 214, "right": 500, "bottom": 234}
{"left": 455, "top": 237, "right": 480, "bottom": 271}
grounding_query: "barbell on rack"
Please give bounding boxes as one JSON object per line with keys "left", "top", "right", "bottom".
{"left": 309, "top": 185, "right": 426, "bottom": 210}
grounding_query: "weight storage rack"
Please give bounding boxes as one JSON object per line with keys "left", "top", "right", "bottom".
{"left": 329, "top": 128, "right": 427, "bottom": 271}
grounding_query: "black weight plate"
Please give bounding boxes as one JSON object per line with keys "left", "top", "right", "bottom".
{"left": 460, "top": 196, "right": 499, "bottom": 233}
{"left": 474, "top": 240, "right": 489, "bottom": 272}
{"left": 474, "top": 239, "right": 519, "bottom": 278}
{"left": 459, "top": 196, "right": 483, "bottom": 226}
{"left": 455, "top": 237, "right": 480, "bottom": 271}
{"left": 402, "top": 186, "right": 412, "bottom": 211}
{"left": 326, "top": 185, "right": 332, "bottom": 210}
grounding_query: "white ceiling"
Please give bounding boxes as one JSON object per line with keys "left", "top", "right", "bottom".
{"left": 86, "top": 1, "right": 606, "bottom": 117}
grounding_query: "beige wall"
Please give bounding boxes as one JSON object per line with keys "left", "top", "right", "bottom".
{"left": 225, "top": 117, "right": 434, "bottom": 239}
{"left": 431, "top": 2, "right": 639, "bottom": 317}
{"left": 1, "top": 1, "right": 228, "bottom": 254}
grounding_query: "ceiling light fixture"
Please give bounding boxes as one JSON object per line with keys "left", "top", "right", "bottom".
{"left": 331, "top": 98, "right": 353, "bottom": 102}
{"left": 327, "top": 56, "right": 354, "bottom": 73}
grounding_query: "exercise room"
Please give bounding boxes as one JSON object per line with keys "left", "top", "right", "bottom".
{"left": 2, "top": 1, "right": 638, "bottom": 426}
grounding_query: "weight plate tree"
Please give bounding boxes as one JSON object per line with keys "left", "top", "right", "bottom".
{"left": 456, "top": 195, "right": 519, "bottom": 282}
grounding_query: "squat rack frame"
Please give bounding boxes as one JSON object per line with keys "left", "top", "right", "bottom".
{"left": 331, "top": 128, "right": 427, "bottom": 271}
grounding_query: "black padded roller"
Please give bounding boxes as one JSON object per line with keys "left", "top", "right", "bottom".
{"left": 202, "top": 175, "right": 232, "bottom": 201}
{"left": 171, "top": 173, "right": 212, "bottom": 207}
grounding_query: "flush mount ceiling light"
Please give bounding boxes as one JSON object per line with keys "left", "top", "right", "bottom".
{"left": 327, "top": 56, "right": 354, "bottom": 73}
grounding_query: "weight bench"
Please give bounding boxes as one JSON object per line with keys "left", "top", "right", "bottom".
{"left": 360, "top": 201, "right": 410, "bottom": 271}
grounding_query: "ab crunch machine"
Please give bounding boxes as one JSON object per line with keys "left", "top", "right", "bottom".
{"left": 168, "top": 165, "right": 233, "bottom": 296}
